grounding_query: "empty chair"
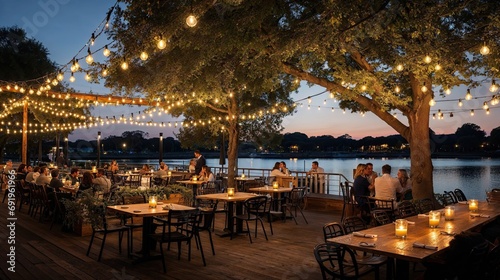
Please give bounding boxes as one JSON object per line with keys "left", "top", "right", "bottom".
{"left": 414, "top": 198, "right": 434, "bottom": 214}
{"left": 371, "top": 210, "right": 392, "bottom": 226}
{"left": 126, "top": 174, "right": 142, "bottom": 188}
{"left": 367, "top": 197, "right": 396, "bottom": 222}
{"left": 86, "top": 206, "right": 130, "bottom": 261}
{"left": 196, "top": 198, "right": 217, "bottom": 257}
{"left": 121, "top": 194, "right": 145, "bottom": 256}
{"left": 282, "top": 187, "right": 308, "bottom": 224}
{"left": 442, "top": 192, "right": 456, "bottom": 206}
{"left": 397, "top": 200, "right": 418, "bottom": 219}
{"left": 340, "top": 182, "right": 355, "bottom": 222}
{"left": 343, "top": 216, "right": 367, "bottom": 234}
{"left": 314, "top": 243, "right": 381, "bottom": 280}
{"left": 454, "top": 188, "right": 467, "bottom": 202}
{"left": 232, "top": 195, "right": 269, "bottom": 243}
{"left": 323, "top": 222, "right": 345, "bottom": 242}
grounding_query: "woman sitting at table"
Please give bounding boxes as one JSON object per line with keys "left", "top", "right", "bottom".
{"left": 139, "top": 164, "right": 150, "bottom": 175}
{"left": 352, "top": 163, "right": 373, "bottom": 223}
{"left": 280, "top": 161, "right": 290, "bottom": 176}
{"left": 108, "top": 160, "right": 119, "bottom": 173}
{"left": 188, "top": 159, "right": 196, "bottom": 173}
{"left": 199, "top": 165, "right": 215, "bottom": 182}
{"left": 270, "top": 162, "right": 285, "bottom": 177}
{"left": 79, "top": 171, "right": 94, "bottom": 192}
{"left": 397, "top": 169, "right": 412, "bottom": 192}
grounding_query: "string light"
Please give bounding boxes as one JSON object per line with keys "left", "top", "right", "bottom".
{"left": 396, "top": 64, "right": 404, "bottom": 71}
{"left": 490, "top": 79, "right": 498, "bottom": 92}
{"left": 480, "top": 43, "right": 490, "bottom": 55}
{"left": 157, "top": 37, "right": 167, "bottom": 50}
{"left": 85, "top": 47, "right": 94, "bottom": 65}
{"left": 458, "top": 99, "right": 463, "bottom": 107}
{"left": 465, "top": 89, "right": 472, "bottom": 100}
{"left": 57, "top": 72, "right": 64, "bottom": 81}
{"left": 470, "top": 109, "right": 474, "bottom": 116}
{"left": 445, "top": 88, "right": 451, "bottom": 95}
{"left": 424, "top": 55, "right": 432, "bottom": 64}
{"left": 140, "top": 51, "right": 148, "bottom": 61}
{"left": 102, "top": 66, "right": 108, "bottom": 77}
{"left": 69, "top": 73, "right": 75, "bottom": 83}
{"left": 395, "top": 85, "right": 400, "bottom": 93}
{"left": 103, "top": 45, "right": 111, "bottom": 57}
{"left": 429, "top": 97, "right": 436, "bottom": 106}
{"left": 121, "top": 58, "right": 129, "bottom": 70}
{"left": 435, "top": 63, "right": 442, "bottom": 71}
{"left": 421, "top": 82, "right": 428, "bottom": 92}
{"left": 486, "top": 108, "right": 490, "bottom": 114}
{"left": 483, "top": 102, "right": 489, "bottom": 110}
{"left": 186, "top": 14, "right": 197, "bottom": 27}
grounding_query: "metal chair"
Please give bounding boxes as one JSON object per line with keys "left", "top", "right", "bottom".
{"left": 314, "top": 243, "right": 381, "bottom": 280}
{"left": 454, "top": 188, "right": 467, "bottom": 202}
{"left": 121, "top": 194, "right": 145, "bottom": 256}
{"left": 196, "top": 198, "right": 217, "bottom": 257}
{"left": 442, "top": 192, "right": 457, "bottom": 206}
{"left": 231, "top": 195, "right": 269, "bottom": 243}
{"left": 340, "top": 182, "right": 355, "bottom": 222}
{"left": 323, "top": 222, "right": 345, "bottom": 242}
{"left": 371, "top": 210, "right": 392, "bottom": 226}
{"left": 282, "top": 187, "right": 308, "bottom": 224}
{"left": 414, "top": 198, "right": 434, "bottom": 214}
{"left": 397, "top": 200, "right": 418, "bottom": 219}
{"left": 342, "top": 216, "right": 367, "bottom": 234}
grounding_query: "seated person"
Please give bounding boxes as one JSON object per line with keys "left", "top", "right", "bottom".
{"left": 49, "top": 169, "right": 64, "bottom": 192}
{"left": 374, "top": 164, "right": 403, "bottom": 201}
{"left": 108, "top": 160, "right": 119, "bottom": 173}
{"left": 79, "top": 171, "right": 94, "bottom": 192}
{"left": 26, "top": 166, "right": 40, "bottom": 183}
{"left": 69, "top": 167, "right": 80, "bottom": 185}
{"left": 280, "top": 161, "right": 290, "bottom": 176}
{"left": 270, "top": 162, "right": 285, "bottom": 177}
{"left": 154, "top": 163, "right": 168, "bottom": 178}
{"left": 199, "top": 165, "right": 215, "bottom": 182}
{"left": 92, "top": 168, "right": 112, "bottom": 193}
{"left": 139, "top": 164, "right": 150, "bottom": 175}
{"left": 35, "top": 166, "right": 51, "bottom": 186}
{"left": 16, "top": 164, "right": 28, "bottom": 181}
{"left": 188, "top": 159, "right": 196, "bottom": 173}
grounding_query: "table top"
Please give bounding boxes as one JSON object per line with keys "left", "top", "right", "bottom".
{"left": 197, "top": 192, "right": 258, "bottom": 202}
{"left": 177, "top": 180, "right": 206, "bottom": 185}
{"left": 249, "top": 186, "right": 293, "bottom": 193}
{"left": 60, "top": 185, "right": 79, "bottom": 193}
{"left": 235, "top": 177, "right": 257, "bottom": 181}
{"left": 107, "top": 203, "right": 195, "bottom": 217}
{"left": 327, "top": 202, "right": 500, "bottom": 263}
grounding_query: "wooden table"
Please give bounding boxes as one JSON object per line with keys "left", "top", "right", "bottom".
{"left": 248, "top": 186, "right": 292, "bottom": 211}
{"left": 177, "top": 180, "right": 206, "bottom": 206}
{"left": 196, "top": 192, "right": 258, "bottom": 237}
{"left": 59, "top": 185, "right": 79, "bottom": 195}
{"left": 327, "top": 202, "right": 500, "bottom": 279}
{"left": 107, "top": 203, "right": 195, "bottom": 262}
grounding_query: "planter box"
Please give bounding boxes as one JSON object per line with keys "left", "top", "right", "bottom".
{"left": 73, "top": 220, "right": 93, "bottom": 236}
{"left": 164, "top": 193, "right": 183, "bottom": 204}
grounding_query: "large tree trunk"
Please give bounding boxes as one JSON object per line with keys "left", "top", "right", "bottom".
{"left": 407, "top": 115, "right": 434, "bottom": 200}
{"left": 226, "top": 119, "right": 239, "bottom": 189}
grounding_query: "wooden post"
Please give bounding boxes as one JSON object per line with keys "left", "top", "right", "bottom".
{"left": 22, "top": 101, "right": 28, "bottom": 164}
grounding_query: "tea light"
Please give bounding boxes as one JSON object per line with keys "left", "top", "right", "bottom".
{"left": 469, "top": 199, "right": 478, "bottom": 212}
{"left": 395, "top": 219, "right": 408, "bottom": 238}
{"left": 168, "top": 171, "right": 172, "bottom": 176}
{"left": 192, "top": 176, "right": 198, "bottom": 181}
{"left": 150, "top": 169, "right": 154, "bottom": 173}
{"left": 49, "top": 163, "right": 54, "bottom": 168}
{"left": 272, "top": 181, "right": 279, "bottom": 189}
{"left": 149, "top": 196, "right": 157, "bottom": 208}
{"left": 92, "top": 166, "right": 97, "bottom": 173}
{"left": 241, "top": 174, "right": 245, "bottom": 178}
{"left": 444, "top": 206, "right": 455, "bottom": 220}
{"left": 429, "top": 210, "right": 440, "bottom": 228}
{"left": 134, "top": 167, "right": 138, "bottom": 172}
{"left": 61, "top": 178, "right": 66, "bottom": 184}
{"left": 227, "top": 188, "right": 235, "bottom": 197}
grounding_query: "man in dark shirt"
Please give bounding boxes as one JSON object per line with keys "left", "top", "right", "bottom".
{"left": 49, "top": 169, "right": 64, "bottom": 192}
{"left": 194, "top": 150, "right": 206, "bottom": 175}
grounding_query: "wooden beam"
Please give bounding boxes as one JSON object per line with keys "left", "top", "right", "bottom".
{"left": 22, "top": 101, "right": 28, "bottom": 164}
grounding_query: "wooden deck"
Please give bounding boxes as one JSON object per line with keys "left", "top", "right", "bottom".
{"left": 0, "top": 196, "right": 424, "bottom": 279}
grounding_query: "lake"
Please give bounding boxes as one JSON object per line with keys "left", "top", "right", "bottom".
{"left": 103, "top": 157, "right": 500, "bottom": 200}
{"left": 165, "top": 157, "right": 500, "bottom": 200}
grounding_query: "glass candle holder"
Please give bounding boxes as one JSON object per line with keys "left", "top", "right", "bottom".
{"left": 395, "top": 219, "right": 408, "bottom": 238}
{"left": 149, "top": 196, "right": 157, "bottom": 208}
{"left": 444, "top": 206, "right": 455, "bottom": 220}
{"left": 167, "top": 171, "right": 172, "bottom": 176}
{"left": 469, "top": 199, "right": 478, "bottom": 212}
{"left": 428, "top": 210, "right": 440, "bottom": 228}
{"left": 272, "top": 181, "right": 279, "bottom": 189}
{"left": 241, "top": 174, "right": 245, "bottom": 178}
{"left": 227, "top": 188, "right": 235, "bottom": 197}
{"left": 134, "top": 167, "right": 138, "bottom": 172}
{"left": 192, "top": 176, "right": 198, "bottom": 181}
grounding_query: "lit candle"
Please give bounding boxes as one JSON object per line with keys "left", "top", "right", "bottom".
{"left": 429, "top": 210, "right": 440, "bottom": 228}
{"left": 167, "top": 171, "right": 172, "bottom": 176}
{"left": 444, "top": 206, "right": 455, "bottom": 220}
{"left": 192, "top": 176, "right": 198, "bottom": 181}
{"left": 469, "top": 199, "right": 478, "bottom": 212}
{"left": 92, "top": 166, "right": 97, "bottom": 173}
{"left": 395, "top": 219, "right": 408, "bottom": 238}
{"left": 241, "top": 174, "right": 245, "bottom": 178}
{"left": 134, "top": 167, "right": 138, "bottom": 172}
{"left": 227, "top": 188, "right": 235, "bottom": 197}
{"left": 149, "top": 196, "right": 157, "bottom": 208}
{"left": 272, "top": 181, "right": 279, "bottom": 189}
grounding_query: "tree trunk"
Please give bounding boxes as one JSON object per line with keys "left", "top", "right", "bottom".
{"left": 226, "top": 119, "right": 239, "bottom": 189}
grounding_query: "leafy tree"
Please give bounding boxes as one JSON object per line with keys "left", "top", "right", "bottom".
{"left": 489, "top": 127, "right": 500, "bottom": 150}
{"left": 455, "top": 123, "right": 486, "bottom": 151}
{"left": 0, "top": 27, "right": 90, "bottom": 163}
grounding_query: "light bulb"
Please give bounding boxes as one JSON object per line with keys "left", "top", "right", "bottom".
{"left": 157, "top": 38, "right": 167, "bottom": 50}
{"left": 103, "top": 45, "right": 111, "bottom": 57}
{"left": 140, "top": 51, "right": 148, "bottom": 61}
{"left": 470, "top": 109, "right": 474, "bottom": 116}
{"left": 102, "top": 67, "right": 108, "bottom": 77}
{"left": 483, "top": 102, "right": 489, "bottom": 110}
{"left": 458, "top": 99, "right": 463, "bottom": 107}
{"left": 421, "top": 83, "right": 428, "bottom": 92}
{"left": 396, "top": 64, "right": 404, "bottom": 71}
{"left": 486, "top": 108, "right": 490, "bottom": 114}
{"left": 435, "top": 63, "right": 441, "bottom": 71}
{"left": 465, "top": 89, "right": 472, "bottom": 100}
{"left": 429, "top": 98, "right": 436, "bottom": 106}
{"left": 445, "top": 88, "right": 451, "bottom": 95}
{"left": 85, "top": 73, "right": 91, "bottom": 81}
{"left": 424, "top": 55, "right": 432, "bottom": 64}
{"left": 489, "top": 80, "right": 498, "bottom": 92}
{"left": 86, "top": 53, "right": 94, "bottom": 65}
{"left": 69, "top": 73, "right": 75, "bottom": 83}
{"left": 395, "top": 86, "right": 400, "bottom": 93}
{"left": 361, "top": 85, "right": 367, "bottom": 91}
{"left": 186, "top": 15, "right": 197, "bottom": 27}
{"left": 57, "top": 72, "right": 64, "bottom": 81}
{"left": 121, "top": 60, "right": 128, "bottom": 70}
{"left": 480, "top": 44, "right": 490, "bottom": 55}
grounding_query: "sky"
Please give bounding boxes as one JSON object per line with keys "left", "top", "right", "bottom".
{"left": 0, "top": 0, "right": 498, "bottom": 141}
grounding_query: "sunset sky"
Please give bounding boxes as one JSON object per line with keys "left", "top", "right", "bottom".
{"left": 1, "top": 0, "right": 497, "bottom": 141}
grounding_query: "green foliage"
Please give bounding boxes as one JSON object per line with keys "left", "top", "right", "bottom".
{"left": 62, "top": 189, "right": 109, "bottom": 230}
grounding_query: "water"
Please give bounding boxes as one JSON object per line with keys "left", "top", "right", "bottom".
{"left": 103, "top": 157, "right": 500, "bottom": 200}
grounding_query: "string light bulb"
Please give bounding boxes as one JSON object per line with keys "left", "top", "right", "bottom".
{"left": 140, "top": 51, "right": 148, "bottom": 61}
{"left": 480, "top": 43, "right": 490, "bottom": 55}
{"left": 186, "top": 14, "right": 197, "bottom": 27}
{"left": 396, "top": 64, "right": 404, "bottom": 71}
{"left": 483, "top": 102, "right": 489, "bottom": 110}
{"left": 486, "top": 108, "right": 490, "bottom": 114}
{"left": 121, "top": 58, "right": 128, "bottom": 70}
{"left": 429, "top": 97, "right": 436, "bottom": 106}
{"left": 465, "top": 88, "right": 472, "bottom": 100}
{"left": 85, "top": 73, "right": 91, "bottom": 81}
{"left": 490, "top": 79, "right": 498, "bottom": 92}
{"left": 157, "top": 37, "right": 167, "bottom": 50}
{"left": 435, "top": 63, "right": 442, "bottom": 71}
{"left": 445, "top": 88, "right": 451, "bottom": 95}
{"left": 70, "top": 59, "right": 80, "bottom": 72}
{"left": 421, "top": 82, "right": 428, "bottom": 92}
{"left": 90, "top": 33, "right": 95, "bottom": 46}
{"left": 470, "top": 109, "right": 474, "bottom": 116}
{"left": 103, "top": 45, "right": 111, "bottom": 57}
{"left": 69, "top": 73, "right": 75, "bottom": 83}
{"left": 458, "top": 99, "right": 463, "bottom": 107}
{"left": 395, "top": 85, "right": 400, "bottom": 93}
{"left": 424, "top": 55, "right": 432, "bottom": 64}
{"left": 57, "top": 72, "right": 64, "bottom": 81}
{"left": 85, "top": 48, "right": 94, "bottom": 65}
{"left": 102, "top": 66, "right": 108, "bottom": 77}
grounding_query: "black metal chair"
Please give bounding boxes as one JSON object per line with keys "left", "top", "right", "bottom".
{"left": 231, "top": 195, "right": 269, "bottom": 243}
{"left": 323, "top": 222, "right": 345, "bottom": 242}
{"left": 371, "top": 210, "right": 392, "bottom": 226}
{"left": 342, "top": 216, "right": 367, "bottom": 234}
{"left": 414, "top": 198, "right": 434, "bottom": 214}
{"left": 282, "top": 187, "right": 308, "bottom": 224}
{"left": 314, "top": 243, "right": 381, "bottom": 280}
{"left": 150, "top": 208, "right": 201, "bottom": 273}
{"left": 195, "top": 198, "right": 217, "bottom": 258}
{"left": 340, "top": 182, "right": 355, "bottom": 222}
{"left": 442, "top": 192, "right": 457, "bottom": 206}
{"left": 86, "top": 205, "right": 130, "bottom": 261}
{"left": 397, "top": 200, "right": 418, "bottom": 219}
{"left": 454, "top": 188, "right": 467, "bottom": 202}
{"left": 121, "top": 194, "right": 145, "bottom": 256}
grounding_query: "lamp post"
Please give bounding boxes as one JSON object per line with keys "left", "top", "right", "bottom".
{"left": 159, "top": 133, "right": 163, "bottom": 163}
{"left": 64, "top": 137, "right": 69, "bottom": 167}
{"left": 97, "top": 131, "right": 101, "bottom": 168}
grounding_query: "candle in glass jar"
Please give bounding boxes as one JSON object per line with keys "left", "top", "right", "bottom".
{"left": 167, "top": 171, "right": 172, "bottom": 176}
{"left": 241, "top": 174, "right": 245, "bottom": 178}
{"left": 444, "top": 206, "right": 455, "bottom": 220}
{"left": 395, "top": 219, "right": 408, "bottom": 238}
{"left": 227, "top": 188, "right": 235, "bottom": 197}
{"left": 272, "top": 181, "right": 279, "bottom": 189}
{"left": 149, "top": 196, "right": 157, "bottom": 208}
{"left": 469, "top": 199, "right": 478, "bottom": 212}
{"left": 429, "top": 211, "right": 440, "bottom": 228}
{"left": 134, "top": 167, "right": 138, "bottom": 172}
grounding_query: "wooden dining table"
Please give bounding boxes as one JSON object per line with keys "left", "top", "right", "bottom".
{"left": 107, "top": 203, "right": 195, "bottom": 262}
{"left": 327, "top": 201, "right": 500, "bottom": 280}
{"left": 177, "top": 180, "right": 206, "bottom": 206}
{"left": 248, "top": 186, "right": 292, "bottom": 211}
{"left": 196, "top": 192, "right": 258, "bottom": 237}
